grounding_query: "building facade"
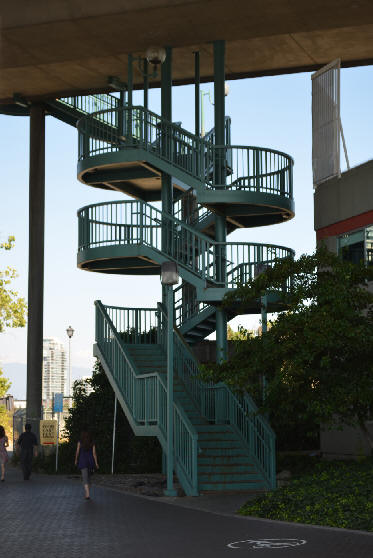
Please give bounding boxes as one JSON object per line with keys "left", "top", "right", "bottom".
{"left": 42, "top": 338, "right": 67, "bottom": 401}
{"left": 314, "top": 160, "right": 373, "bottom": 457}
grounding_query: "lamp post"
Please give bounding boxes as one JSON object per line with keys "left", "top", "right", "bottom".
{"left": 66, "top": 326, "right": 74, "bottom": 404}
{"left": 200, "top": 83, "right": 230, "bottom": 137}
{"left": 160, "top": 261, "right": 179, "bottom": 496}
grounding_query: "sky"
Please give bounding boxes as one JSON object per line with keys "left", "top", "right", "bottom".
{"left": 1, "top": 65, "right": 373, "bottom": 396}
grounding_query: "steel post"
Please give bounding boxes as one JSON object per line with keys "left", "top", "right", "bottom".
{"left": 164, "top": 285, "right": 177, "bottom": 496}
{"left": 26, "top": 104, "right": 45, "bottom": 421}
{"left": 261, "top": 294, "right": 268, "bottom": 402}
{"left": 214, "top": 40, "right": 227, "bottom": 362}
{"left": 194, "top": 51, "right": 200, "bottom": 137}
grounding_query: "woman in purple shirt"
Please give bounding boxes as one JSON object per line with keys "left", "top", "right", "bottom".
{"left": 0, "top": 425, "right": 9, "bottom": 481}
{"left": 74, "top": 429, "right": 99, "bottom": 499}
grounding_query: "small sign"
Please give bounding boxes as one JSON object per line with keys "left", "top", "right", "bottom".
{"left": 40, "top": 420, "right": 58, "bottom": 446}
{"left": 53, "top": 392, "right": 63, "bottom": 413}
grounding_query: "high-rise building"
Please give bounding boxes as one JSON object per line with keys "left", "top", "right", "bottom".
{"left": 42, "top": 338, "right": 67, "bottom": 400}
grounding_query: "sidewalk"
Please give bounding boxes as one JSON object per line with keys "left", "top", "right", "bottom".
{"left": 1, "top": 466, "right": 373, "bottom": 557}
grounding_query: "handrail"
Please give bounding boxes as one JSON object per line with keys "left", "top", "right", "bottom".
{"left": 159, "top": 302, "right": 276, "bottom": 488}
{"left": 77, "top": 105, "right": 293, "bottom": 200}
{"left": 95, "top": 300, "right": 199, "bottom": 495}
{"left": 77, "top": 200, "right": 294, "bottom": 286}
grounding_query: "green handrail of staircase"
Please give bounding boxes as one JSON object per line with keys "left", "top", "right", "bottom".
{"left": 104, "top": 301, "right": 276, "bottom": 489}
{"left": 95, "top": 301, "right": 199, "bottom": 495}
{"left": 76, "top": 105, "right": 293, "bottom": 199}
{"left": 170, "top": 320, "right": 277, "bottom": 489}
{"left": 77, "top": 200, "right": 294, "bottom": 286}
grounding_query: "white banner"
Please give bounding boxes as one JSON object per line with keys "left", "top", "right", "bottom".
{"left": 311, "top": 59, "right": 341, "bottom": 186}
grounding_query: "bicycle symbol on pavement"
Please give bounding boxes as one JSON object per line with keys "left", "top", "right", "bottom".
{"left": 227, "top": 538, "right": 307, "bottom": 550}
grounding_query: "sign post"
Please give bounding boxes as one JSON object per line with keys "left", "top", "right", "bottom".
{"left": 53, "top": 392, "right": 63, "bottom": 472}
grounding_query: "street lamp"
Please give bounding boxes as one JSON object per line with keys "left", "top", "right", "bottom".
{"left": 160, "top": 262, "right": 179, "bottom": 496}
{"left": 66, "top": 326, "right": 74, "bottom": 403}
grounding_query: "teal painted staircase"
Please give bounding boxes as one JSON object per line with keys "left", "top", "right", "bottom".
{"left": 95, "top": 301, "right": 276, "bottom": 495}
{"left": 1, "top": 92, "right": 294, "bottom": 495}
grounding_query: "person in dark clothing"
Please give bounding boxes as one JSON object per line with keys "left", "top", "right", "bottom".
{"left": 74, "top": 429, "right": 99, "bottom": 499}
{"left": 17, "top": 423, "right": 38, "bottom": 480}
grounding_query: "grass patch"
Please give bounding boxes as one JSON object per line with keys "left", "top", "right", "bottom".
{"left": 239, "top": 459, "right": 373, "bottom": 531}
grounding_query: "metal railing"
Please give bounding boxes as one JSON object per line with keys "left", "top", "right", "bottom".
{"left": 205, "top": 144, "right": 293, "bottom": 198}
{"left": 77, "top": 105, "right": 293, "bottom": 200}
{"left": 95, "top": 301, "right": 199, "bottom": 495}
{"left": 173, "top": 188, "right": 213, "bottom": 227}
{"left": 160, "top": 302, "right": 276, "bottom": 489}
{"left": 58, "top": 93, "right": 119, "bottom": 116}
{"left": 78, "top": 200, "right": 294, "bottom": 287}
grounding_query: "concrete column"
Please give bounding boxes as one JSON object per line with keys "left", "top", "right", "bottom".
{"left": 26, "top": 104, "right": 45, "bottom": 421}
{"left": 214, "top": 40, "right": 227, "bottom": 363}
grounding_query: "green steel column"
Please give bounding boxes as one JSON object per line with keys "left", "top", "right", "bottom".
{"left": 27, "top": 104, "right": 45, "bottom": 422}
{"left": 128, "top": 54, "right": 133, "bottom": 139}
{"left": 261, "top": 294, "right": 268, "bottom": 402}
{"left": 164, "top": 285, "right": 177, "bottom": 496}
{"left": 214, "top": 40, "right": 227, "bottom": 363}
{"left": 194, "top": 51, "right": 200, "bottom": 137}
{"left": 161, "top": 46, "right": 173, "bottom": 217}
{"left": 143, "top": 59, "right": 149, "bottom": 111}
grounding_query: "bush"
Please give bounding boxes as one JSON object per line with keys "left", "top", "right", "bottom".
{"left": 60, "top": 360, "right": 162, "bottom": 475}
{"left": 239, "top": 459, "right": 373, "bottom": 531}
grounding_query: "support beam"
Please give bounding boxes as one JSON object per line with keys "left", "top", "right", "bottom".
{"left": 161, "top": 47, "right": 173, "bottom": 255}
{"left": 194, "top": 51, "right": 200, "bottom": 137}
{"left": 26, "top": 104, "right": 45, "bottom": 421}
{"left": 214, "top": 40, "right": 227, "bottom": 363}
{"left": 143, "top": 59, "right": 149, "bottom": 111}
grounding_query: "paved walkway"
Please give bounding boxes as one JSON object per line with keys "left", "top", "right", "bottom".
{"left": 1, "top": 466, "right": 373, "bottom": 557}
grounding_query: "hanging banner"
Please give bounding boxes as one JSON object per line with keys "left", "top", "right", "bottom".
{"left": 311, "top": 59, "right": 341, "bottom": 186}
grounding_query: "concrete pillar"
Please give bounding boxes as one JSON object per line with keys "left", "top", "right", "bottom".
{"left": 26, "top": 104, "right": 45, "bottom": 421}
{"left": 214, "top": 40, "right": 227, "bottom": 363}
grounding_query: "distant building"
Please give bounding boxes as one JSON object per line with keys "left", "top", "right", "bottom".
{"left": 42, "top": 338, "right": 67, "bottom": 400}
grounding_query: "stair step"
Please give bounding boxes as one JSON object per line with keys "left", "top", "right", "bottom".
{"left": 199, "top": 440, "right": 242, "bottom": 449}
{"left": 198, "top": 472, "right": 261, "bottom": 483}
{"left": 197, "top": 432, "right": 238, "bottom": 441}
{"left": 200, "top": 480, "right": 266, "bottom": 492}
{"left": 198, "top": 464, "right": 255, "bottom": 473}
{"left": 199, "top": 447, "right": 250, "bottom": 457}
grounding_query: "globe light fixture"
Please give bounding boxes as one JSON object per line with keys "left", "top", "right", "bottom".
{"left": 146, "top": 46, "right": 167, "bottom": 67}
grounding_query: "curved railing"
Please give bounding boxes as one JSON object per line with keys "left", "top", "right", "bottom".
{"left": 78, "top": 200, "right": 294, "bottom": 287}
{"left": 205, "top": 144, "right": 293, "bottom": 198}
{"left": 77, "top": 105, "right": 293, "bottom": 200}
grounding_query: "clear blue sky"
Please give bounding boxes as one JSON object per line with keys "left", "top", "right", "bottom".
{"left": 1, "top": 66, "right": 372, "bottom": 389}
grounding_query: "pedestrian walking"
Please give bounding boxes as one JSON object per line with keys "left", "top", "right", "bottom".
{"left": 17, "top": 423, "right": 38, "bottom": 480}
{"left": 0, "top": 425, "right": 9, "bottom": 481}
{"left": 74, "top": 429, "right": 99, "bottom": 499}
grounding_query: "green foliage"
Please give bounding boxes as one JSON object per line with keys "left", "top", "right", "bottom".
{"left": 239, "top": 459, "right": 373, "bottom": 531}
{"left": 203, "top": 246, "right": 373, "bottom": 445}
{"left": 227, "top": 324, "right": 251, "bottom": 341}
{"left": 0, "top": 236, "right": 27, "bottom": 333}
{"left": 61, "top": 360, "right": 162, "bottom": 474}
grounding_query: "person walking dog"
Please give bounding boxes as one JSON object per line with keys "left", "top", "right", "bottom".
{"left": 75, "top": 429, "right": 99, "bottom": 499}
{"left": 0, "top": 425, "right": 9, "bottom": 481}
{"left": 17, "top": 423, "right": 38, "bottom": 480}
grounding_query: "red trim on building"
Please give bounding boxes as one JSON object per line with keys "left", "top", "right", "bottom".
{"left": 316, "top": 210, "right": 373, "bottom": 240}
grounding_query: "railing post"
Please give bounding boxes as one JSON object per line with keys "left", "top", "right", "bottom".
{"left": 164, "top": 285, "right": 177, "bottom": 496}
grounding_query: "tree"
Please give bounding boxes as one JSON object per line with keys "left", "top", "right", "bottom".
{"left": 0, "top": 236, "right": 27, "bottom": 332}
{"left": 62, "top": 360, "right": 162, "bottom": 473}
{"left": 0, "top": 236, "right": 27, "bottom": 428}
{"left": 203, "top": 246, "right": 373, "bottom": 449}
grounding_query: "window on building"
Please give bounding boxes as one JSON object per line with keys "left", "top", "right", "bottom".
{"left": 338, "top": 225, "right": 373, "bottom": 266}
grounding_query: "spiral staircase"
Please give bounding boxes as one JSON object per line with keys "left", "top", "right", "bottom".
{"left": 37, "top": 92, "right": 295, "bottom": 495}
